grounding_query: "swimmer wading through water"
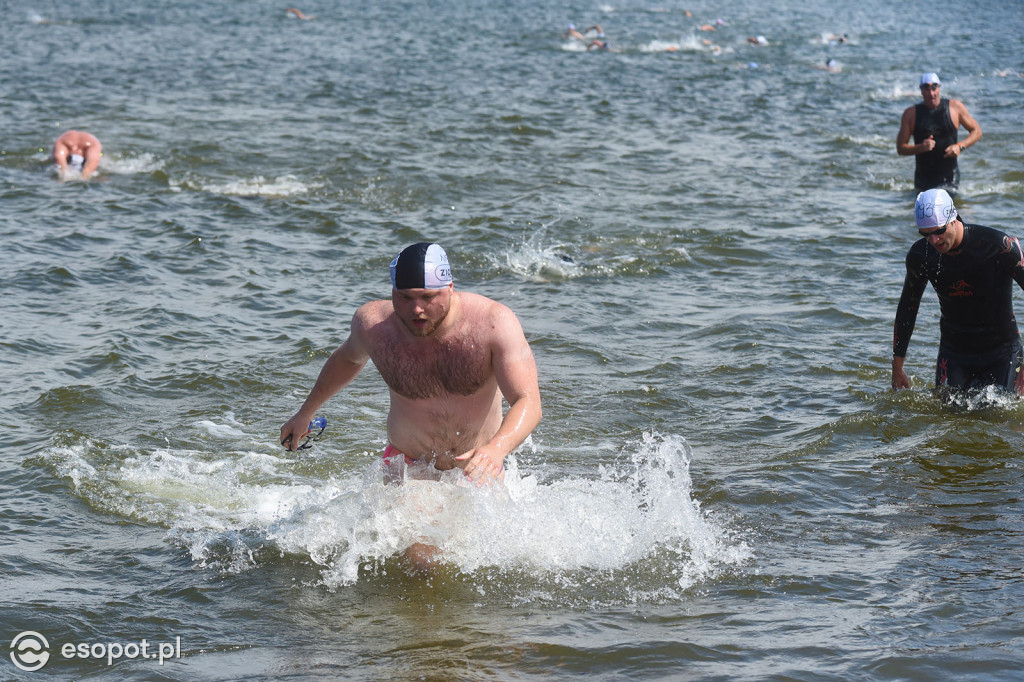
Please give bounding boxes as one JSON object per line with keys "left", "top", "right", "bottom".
{"left": 280, "top": 242, "right": 542, "bottom": 485}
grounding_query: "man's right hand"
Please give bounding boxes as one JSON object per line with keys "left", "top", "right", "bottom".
{"left": 891, "top": 357, "right": 911, "bottom": 390}
{"left": 920, "top": 135, "right": 936, "bottom": 153}
{"left": 892, "top": 370, "right": 911, "bottom": 390}
{"left": 280, "top": 414, "right": 312, "bottom": 451}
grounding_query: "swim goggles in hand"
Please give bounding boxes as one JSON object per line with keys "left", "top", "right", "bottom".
{"left": 281, "top": 416, "right": 327, "bottom": 450}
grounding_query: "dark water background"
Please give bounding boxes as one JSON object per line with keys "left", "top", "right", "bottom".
{"left": 2, "top": 0, "right": 1024, "bottom": 678}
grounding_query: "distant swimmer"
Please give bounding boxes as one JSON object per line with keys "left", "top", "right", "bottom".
{"left": 281, "top": 242, "right": 541, "bottom": 484}
{"left": 562, "top": 23, "right": 605, "bottom": 41}
{"left": 52, "top": 130, "right": 102, "bottom": 180}
{"left": 285, "top": 8, "right": 314, "bottom": 20}
{"left": 821, "top": 58, "right": 840, "bottom": 72}
{"left": 562, "top": 23, "right": 584, "bottom": 40}
{"left": 896, "top": 72, "right": 982, "bottom": 192}
{"left": 824, "top": 32, "right": 848, "bottom": 45}
{"left": 747, "top": 35, "right": 769, "bottom": 46}
{"left": 892, "top": 189, "right": 1024, "bottom": 398}
{"left": 562, "top": 23, "right": 609, "bottom": 51}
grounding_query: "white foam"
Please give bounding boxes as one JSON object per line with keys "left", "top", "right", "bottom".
{"left": 942, "top": 385, "right": 1022, "bottom": 411}
{"left": 193, "top": 419, "right": 247, "bottom": 439}
{"left": 640, "top": 40, "right": 683, "bottom": 53}
{"left": 44, "top": 432, "right": 751, "bottom": 599}
{"left": 499, "top": 238, "right": 587, "bottom": 282}
{"left": 560, "top": 41, "right": 588, "bottom": 53}
{"left": 102, "top": 153, "right": 165, "bottom": 175}
{"left": 197, "top": 175, "right": 320, "bottom": 197}
{"left": 872, "top": 82, "right": 921, "bottom": 101}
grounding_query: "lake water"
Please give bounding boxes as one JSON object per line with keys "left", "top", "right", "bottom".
{"left": 2, "top": 0, "right": 1024, "bottom": 678}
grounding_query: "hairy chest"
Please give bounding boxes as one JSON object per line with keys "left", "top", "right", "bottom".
{"left": 371, "top": 332, "right": 492, "bottom": 400}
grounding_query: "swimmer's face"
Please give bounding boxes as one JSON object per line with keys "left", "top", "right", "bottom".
{"left": 920, "top": 82, "right": 941, "bottom": 107}
{"left": 919, "top": 219, "right": 961, "bottom": 254}
{"left": 392, "top": 284, "right": 453, "bottom": 337}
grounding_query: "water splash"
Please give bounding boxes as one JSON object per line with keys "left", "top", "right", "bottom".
{"left": 174, "top": 174, "right": 321, "bottom": 197}
{"left": 43, "top": 427, "right": 751, "bottom": 601}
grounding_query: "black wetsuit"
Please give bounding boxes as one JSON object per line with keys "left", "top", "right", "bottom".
{"left": 894, "top": 224, "right": 1024, "bottom": 393}
{"left": 912, "top": 98, "right": 959, "bottom": 191}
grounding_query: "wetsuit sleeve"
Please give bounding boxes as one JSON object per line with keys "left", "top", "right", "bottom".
{"left": 893, "top": 248, "right": 928, "bottom": 358}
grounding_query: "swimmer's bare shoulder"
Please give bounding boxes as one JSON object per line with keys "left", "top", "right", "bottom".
{"left": 349, "top": 299, "right": 395, "bottom": 349}
{"left": 458, "top": 292, "right": 519, "bottom": 333}
{"left": 354, "top": 298, "right": 393, "bottom": 325}
{"left": 462, "top": 293, "right": 535, "bottom": 370}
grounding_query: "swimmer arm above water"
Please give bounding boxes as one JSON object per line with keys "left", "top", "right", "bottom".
{"left": 280, "top": 315, "right": 371, "bottom": 449}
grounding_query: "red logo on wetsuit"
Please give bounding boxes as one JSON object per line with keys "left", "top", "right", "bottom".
{"left": 947, "top": 280, "right": 973, "bottom": 298}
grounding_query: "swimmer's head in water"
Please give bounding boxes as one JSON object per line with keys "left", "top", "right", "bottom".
{"left": 915, "top": 189, "right": 957, "bottom": 229}
{"left": 390, "top": 242, "right": 453, "bottom": 290}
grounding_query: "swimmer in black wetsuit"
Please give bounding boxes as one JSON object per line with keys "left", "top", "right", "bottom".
{"left": 896, "top": 73, "right": 982, "bottom": 192}
{"left": 892, "top": 189, "right": 1024, "bottom": 397}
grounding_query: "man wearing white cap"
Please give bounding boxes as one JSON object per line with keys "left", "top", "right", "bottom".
{"left": 892, "top": 190, "right": 1024, "bottom": 396}
{"left": 896, "top": 72, "right": 982, "bottom": 192}
{"left": 281, "top": 243, "right": 542, "bottom": 486}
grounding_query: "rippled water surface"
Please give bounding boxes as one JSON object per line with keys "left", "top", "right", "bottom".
{"left": 3, "top": 0, "right": 1024, "bottom": 678}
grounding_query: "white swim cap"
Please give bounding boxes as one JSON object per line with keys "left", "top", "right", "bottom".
{"left": 915, "top": 189, "right": 957, "bottom": 229}
{"left": 920, "top": 72, "right": 941, "bottom": 86}
{"left": 390, "top": 243, "right": 453, "bottom": 290}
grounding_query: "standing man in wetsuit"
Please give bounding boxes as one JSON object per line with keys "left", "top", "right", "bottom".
{"left": 281, "top": 243, "right": 542, "bottom": 484}
{"left": 896, "top": 73, "right": 982, "bottom": 192}
{"left": 52, "top": 130, "right": 102, "bottom": 180}
{"left": 891, "top": 189, "right": 1024, "bottom": 396}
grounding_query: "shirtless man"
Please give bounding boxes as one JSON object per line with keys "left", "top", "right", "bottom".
{"left": 896, "top": 72, "right": 982, "bottom": 192}
{"left": 280, "top": 243, "right": 542, "bottom": 486}
{"left": 52, "top": 130, "right": 102, "bottom": 180}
